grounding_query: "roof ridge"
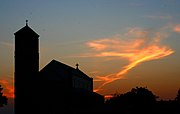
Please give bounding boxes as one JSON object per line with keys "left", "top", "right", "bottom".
{"left": 14, "top": 25, "right": 39, "bottom": 37}
{"left": 43, "top": 59, "right": 92, "bottom": 80}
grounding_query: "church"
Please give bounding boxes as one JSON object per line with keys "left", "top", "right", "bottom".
{"left": 14, "top": 21, "right": 104, "bottom": 114}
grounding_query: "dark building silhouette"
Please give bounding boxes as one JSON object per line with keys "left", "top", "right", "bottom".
{"left": 39, "top": 60, "right": 104, "bottom": 113}
{"left": 14, "top": 21, "right": 104, "bottom": 114}
{"left": 40, "top": 60, "right": 93, "bottom": 92}
{"left": 14, "top": 20, "right": 39, "bottom": 114}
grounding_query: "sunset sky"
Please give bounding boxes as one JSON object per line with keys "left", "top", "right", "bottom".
{"left": 0, "top": 0, "right": 180, "bottom": 113}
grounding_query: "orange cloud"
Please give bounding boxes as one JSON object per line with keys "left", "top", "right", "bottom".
{"left": 0, "top": 79, "right": 14, "bottom": 98}
{"left": 173, "top": 24, "right": 180, "bottom": 33}
{"left": 82, "top": 28, "right": 174, "bottom": 92}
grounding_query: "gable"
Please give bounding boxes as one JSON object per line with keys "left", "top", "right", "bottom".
{"left": 39, "top": 59, "right": 92, "bottom": 81}
{"left": 14, "top": 25, "right": 39, "bottom": 37}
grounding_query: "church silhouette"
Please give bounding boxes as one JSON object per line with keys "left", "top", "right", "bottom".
{"left": 14, "top": 21, "right": 104, "bottom": 114}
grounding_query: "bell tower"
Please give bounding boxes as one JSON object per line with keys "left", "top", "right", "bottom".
{"left": 14, "top": 20, "right": 39, "bottom": 114}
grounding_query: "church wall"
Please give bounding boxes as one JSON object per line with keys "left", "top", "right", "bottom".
{"left": 72, "top": 75, "right": 92, "bottom": 91}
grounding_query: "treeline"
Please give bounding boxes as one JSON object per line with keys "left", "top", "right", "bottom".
{"left": 104, "top": 87, "right": 180, "bottom": 114}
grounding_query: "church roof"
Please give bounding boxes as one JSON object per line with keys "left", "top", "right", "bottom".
{"left": 40, "top": 59, "right": 92, "bottom": 81}
{"left": 14, "top": 24, "right": 39, "bottom": 37}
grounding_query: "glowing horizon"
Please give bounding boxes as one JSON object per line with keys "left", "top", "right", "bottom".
{"left": 0, "top": 80, "right": 14, "bottom": 99}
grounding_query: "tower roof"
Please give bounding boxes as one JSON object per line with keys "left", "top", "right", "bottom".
{"left": 14, "top": 22, "right": 39, "bottom": 37}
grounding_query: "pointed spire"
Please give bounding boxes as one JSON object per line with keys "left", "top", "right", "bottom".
{"left": 26, "top": 20, "right": 28, "bottom": 26}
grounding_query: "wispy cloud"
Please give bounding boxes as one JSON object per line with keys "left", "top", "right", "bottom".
{"left": 145, "top": 15, "right": 172, "bottom": 20}
{"left": 78, "top": 27, "right": 174, "bottom": 92}
{"left": 173, "top": 24, "right": 180, "bottom": 33}
{"left": 0, "top": 42, "right": 14, "bottom": 49}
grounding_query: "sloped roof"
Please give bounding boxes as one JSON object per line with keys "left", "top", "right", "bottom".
{"left": 40, "top": 59, "right": 92, "bottom": 80}
{"left": 14, "top": 25, "right": 39, "bottom": 37}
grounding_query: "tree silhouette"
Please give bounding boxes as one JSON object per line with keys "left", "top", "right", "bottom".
{"left": 105, "top": 87, "right": 158, "bottom": 114}
{"left": 0, "top": 85, "right": 8, "bottom": 107}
